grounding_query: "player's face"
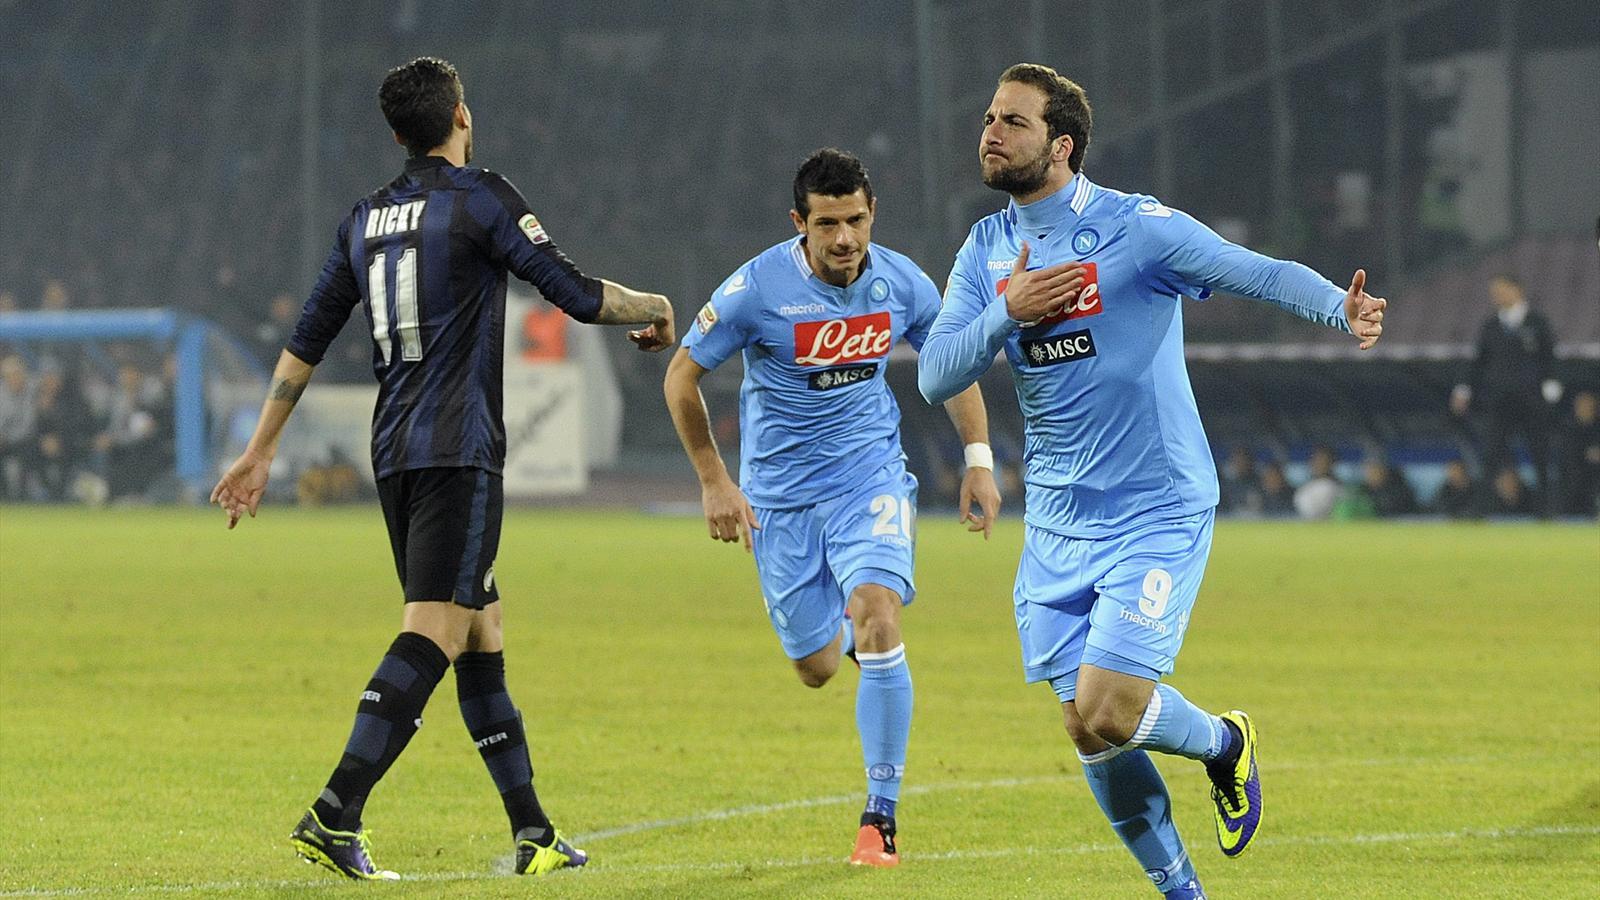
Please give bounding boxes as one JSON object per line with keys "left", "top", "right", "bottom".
{"left": 980, "top": 82, "right": 1061, "bottom": 195}
{"left": 791, "top": 190, "right": 874, "bottom": 287}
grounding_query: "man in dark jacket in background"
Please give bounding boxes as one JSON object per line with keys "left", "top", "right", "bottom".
{"left": 1451, "top": 274, "right": 1558, "bottom": 508}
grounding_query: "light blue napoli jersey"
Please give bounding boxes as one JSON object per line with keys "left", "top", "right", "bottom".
{"left": 684, "top": 237, "right": 943, "bottom": 509}
{"left": 919, "top": 174, "right": 1352, "bottom": 538}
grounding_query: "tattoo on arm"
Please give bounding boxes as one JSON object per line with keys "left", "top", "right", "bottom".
{"left": 268, "top": 377, "right": 307, "bottom": 404}
{"left": 595, "top": 283, "right": 666, "bottom": 324}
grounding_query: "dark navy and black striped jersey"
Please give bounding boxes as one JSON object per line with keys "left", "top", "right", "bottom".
{"left": 287, "top": 155, "right": 603, "bottom": 479}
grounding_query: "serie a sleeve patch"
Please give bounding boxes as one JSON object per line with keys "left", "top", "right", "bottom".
{"left": 695, "top": 301, "right": 719, "bottom": 333}
{"left": 517, "top": 213, "right": 549, "bottom": 245}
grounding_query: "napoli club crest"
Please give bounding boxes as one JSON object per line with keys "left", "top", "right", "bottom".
{"left": 870, "top": 278, "right": 890, "bottom": 301}
{"left": 1071, "top": 228, "right": 1100, "bottom": 256}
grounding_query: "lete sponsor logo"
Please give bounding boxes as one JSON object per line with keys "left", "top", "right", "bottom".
{"left": 996, "top": 261, "right": 1101, "bottom": 325}
{"left": 793, "top": 312, "right": 893, "bottom": 366}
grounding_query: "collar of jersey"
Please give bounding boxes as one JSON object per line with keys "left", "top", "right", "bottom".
{"left": 789, "top": 236, "right": 875, "bottom": 296}
{"left": 404, "top": 154, "right": 455, "bottom": 171}
{"left": 1005, "top": 173, "right": 1094, "bottom": 235}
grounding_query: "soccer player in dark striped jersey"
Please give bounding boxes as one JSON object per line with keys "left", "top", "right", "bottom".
{"left": 211, "top": 57, "right": 675, "bottom": 880}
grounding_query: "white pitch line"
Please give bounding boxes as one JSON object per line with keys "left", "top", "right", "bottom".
{"left": 576, "top": 752, "right": 1505, "bottom": 844}
{"left": 587, "top": 824, "right": 1600, "bottom": 874}
{"left": 2, "top": 824, "right": 1593, "bottom": 897}
{"left": 579, "top": 774, "right": 1071, "bottom": 842}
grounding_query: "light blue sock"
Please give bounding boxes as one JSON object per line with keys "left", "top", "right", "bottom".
{"left": 856, "top": 643, "right": 912, "bottom": 804}
{"left": 1126, "top": 683, "right": 1228, "bottom": 761}
{"left": 1080, "top": 746, "right": 1197, "bottom": 894}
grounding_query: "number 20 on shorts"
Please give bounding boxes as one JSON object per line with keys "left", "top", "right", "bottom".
{"left": 870, "top": 493, "right": 914, "bottom": 539}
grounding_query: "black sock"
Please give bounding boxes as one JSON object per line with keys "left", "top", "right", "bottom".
{"left": 455, "top": 651, "right": 551, "bottom": 842}
{"left": 1206, "top": 719, "right": 1245, "bottom": 778}
{"left": 312, "top": 631, "right": 449, "bottom": 831}
{"left": 860, "top": 811, "right": 897, "bottom": 831}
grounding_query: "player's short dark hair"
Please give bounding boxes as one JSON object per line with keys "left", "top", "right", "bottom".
{"left": 792, "top": 148, "right": 874, "bottom": 220}
{"left": 999, "top": 63, "right": 1093, "bottom": 173}
{"left": 379, "top": 57, "right": 464, "bottom": 157}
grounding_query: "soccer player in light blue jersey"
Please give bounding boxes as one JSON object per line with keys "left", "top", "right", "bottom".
{"left": 665, "top": 149, "right": 1002, "bottom": 867}
{"left": 918, "top": 65, "right": 1387, "bottom": 898}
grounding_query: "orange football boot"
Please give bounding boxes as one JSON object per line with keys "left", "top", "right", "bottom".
{"left": 849, "top": 819, "right": 899, "bottom": 867}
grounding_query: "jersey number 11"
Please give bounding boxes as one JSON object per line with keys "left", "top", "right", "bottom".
{"left": 368, "top": 247, "right": 422, "bottom": 364}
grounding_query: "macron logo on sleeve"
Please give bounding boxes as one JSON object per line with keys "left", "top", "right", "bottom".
{"left": 1136, "top": 199, "right": 1172, "bottom": 218}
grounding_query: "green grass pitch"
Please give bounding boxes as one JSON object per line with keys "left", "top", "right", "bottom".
{"left": 1, "top": 506, "right": 1596, "bottom": 898}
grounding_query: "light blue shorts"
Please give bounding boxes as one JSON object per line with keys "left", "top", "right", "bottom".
{"left": 1012, "top": 510, "right": 1214, "bottom": 700}
{"left": 751, "top": 463, "right": 918, "bottom": 660}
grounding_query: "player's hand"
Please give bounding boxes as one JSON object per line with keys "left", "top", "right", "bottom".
{"left": 209, "top": 449, "right": 272, "bottom": 529}
{"left": 1342, "top": 269, "right": 1387, "bottom": 351}
{"left": 958, "top": 465, "right": 1002, "bottom": 540}
{"left": 1003, "top": 241, "right": 1088, "bottom": 326}
{"left": 627, "top": 298, "right": 675, "bottom": 352}
{"left": 702, "top": 476, "right": 759, "bottom": 552}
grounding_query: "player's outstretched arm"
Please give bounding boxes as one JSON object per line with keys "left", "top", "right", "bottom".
{"left": 662, "top": 347, "right": 759, "bottom": 551}
{"left": 210, "top": 350, "right": 315, "bottom": 529}
{"left": 1134, "top": 206, "right": 1388, "bottom": 347}
{"left": 595, "top": 280, "right": 676, "bottom": 351}
{"left": 941, "top": 384, "right": 1001, "bottom": 539}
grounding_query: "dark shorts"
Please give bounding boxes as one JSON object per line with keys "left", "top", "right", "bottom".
{"left": 376, "top": 466, "right": 502, "bottom": 609}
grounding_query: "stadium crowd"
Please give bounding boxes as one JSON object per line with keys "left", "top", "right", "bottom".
{"left": 1211, "top": 409, "right": 1600, "bottom": 520}
{"left": 0, "top": 341, "right": 178, "bottom": 505}
{"left": 892, "top": 389, "right": 1600, "bottom": 522}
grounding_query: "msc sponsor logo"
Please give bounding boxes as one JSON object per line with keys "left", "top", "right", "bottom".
{"left": 793, "top": 312, "right": 892, "bottom": 366}
{"left": 997, "top": 262, "right": 1102, "bottom": 325}
{"left": 695, "top": 301, "right": 719, "bottom": 334}
{"left": 808, "top": 363, "right": 877, "bottom": 391}
{"left": 516, "top": 212, "right": 548, "bottom": 245}
{"left": 1021, "top": 329, "right": 1097, "bottom": 367}
{"left": 1118, "top": 605, "right": 1169, "bottom": 634}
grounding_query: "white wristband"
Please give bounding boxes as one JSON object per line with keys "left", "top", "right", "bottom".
{"left": 963, "top": 442, "right": 994, "bottom": 470}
